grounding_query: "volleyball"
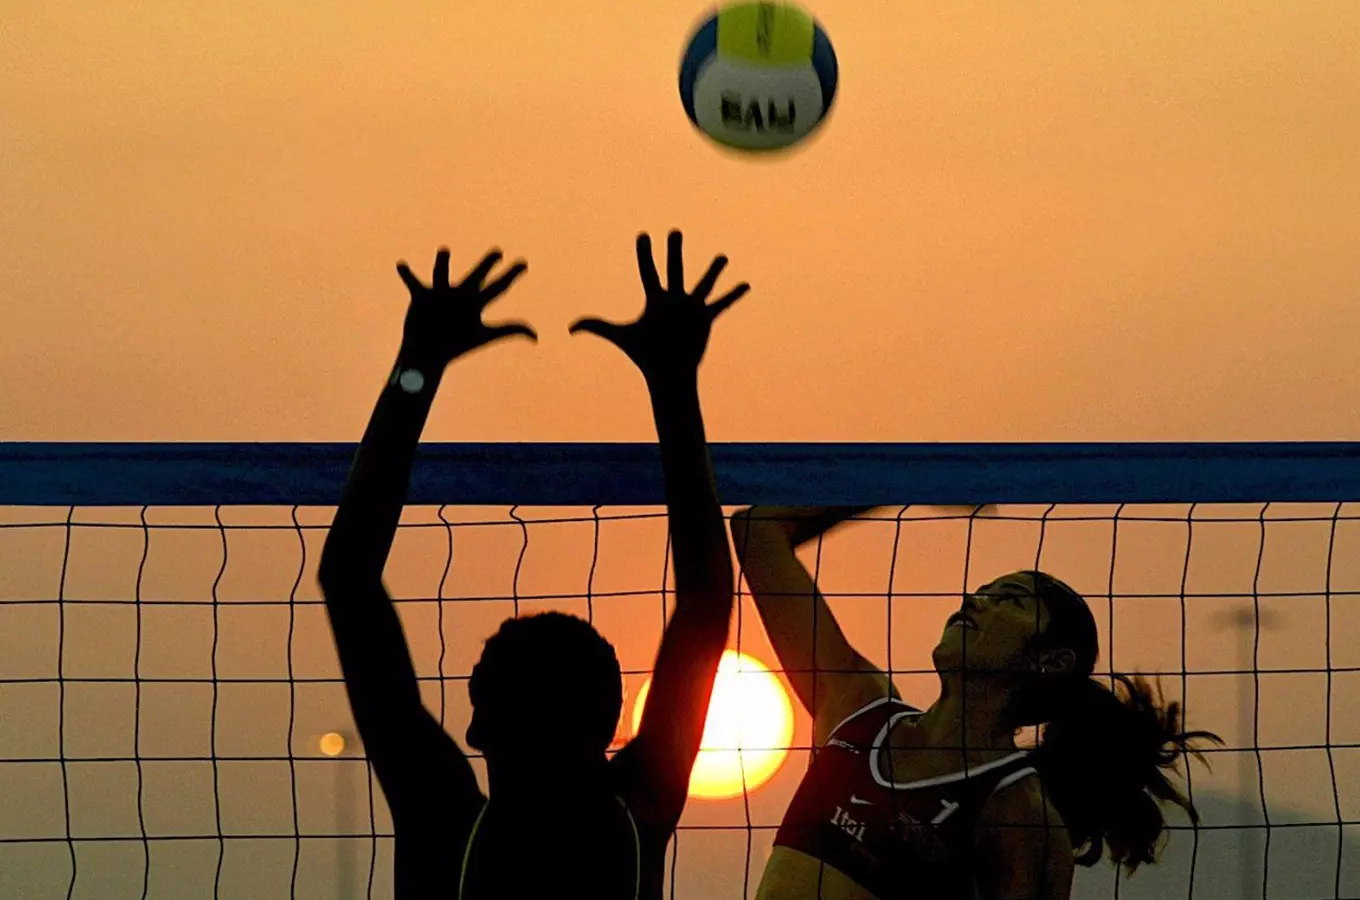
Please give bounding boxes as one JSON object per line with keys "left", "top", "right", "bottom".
{"left": 679, "top": 2, "right": 839, "bottom": 152}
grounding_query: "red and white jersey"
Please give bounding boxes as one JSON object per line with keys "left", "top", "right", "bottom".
{"left": 772, "top": 696, "right": 1038, "bottom": 899}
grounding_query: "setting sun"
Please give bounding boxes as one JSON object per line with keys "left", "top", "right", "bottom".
{"left": 632, "top": 650, "right": 794, "bottom": 800}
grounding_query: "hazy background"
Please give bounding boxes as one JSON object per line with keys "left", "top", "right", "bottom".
{"left": 2, "top": 0, "right": 1360, "bottom": 897}
{"left": 3, "top": 0, "right": 1360, "bottom": 442}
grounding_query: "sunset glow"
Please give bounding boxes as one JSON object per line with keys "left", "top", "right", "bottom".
{"left": 632, "top": 650, "right": 794, "bottom": 800}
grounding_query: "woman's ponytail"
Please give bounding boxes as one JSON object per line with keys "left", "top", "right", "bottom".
{"left": 1030, "top": 673, "right": 1223, "bottom": 873}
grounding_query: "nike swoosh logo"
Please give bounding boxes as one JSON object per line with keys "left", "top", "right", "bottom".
{"left": 848, "top": 795, "right": 873, "bottom": 806}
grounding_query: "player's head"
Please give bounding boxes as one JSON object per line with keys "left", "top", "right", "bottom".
{"left": 466, "top": 612, "right": 623, "bottom": 760}
{"left": 935, "top": 571, "right": 1224, "bottom": 874}
{"left": 931, "top": 569, "right": 1098, "bottom": 689}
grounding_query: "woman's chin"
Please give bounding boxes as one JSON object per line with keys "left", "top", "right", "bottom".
{"left": 931, "top": 646, "right": 963, "bottom": 673}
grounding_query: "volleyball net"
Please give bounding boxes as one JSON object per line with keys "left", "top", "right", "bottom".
{"left": 1, "top": 442, "right": 1359, "bottom": 900}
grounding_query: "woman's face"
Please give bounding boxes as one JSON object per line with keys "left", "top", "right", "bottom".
{"left": 932, "top": 571, "right": 1053, "bottom": 676}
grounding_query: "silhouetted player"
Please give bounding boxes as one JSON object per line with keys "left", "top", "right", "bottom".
{"left": 734, "top": 507, "right": 1224, "bottom": 900}
{"left": 318, "top": 232, "right": 749, "bottom": 899}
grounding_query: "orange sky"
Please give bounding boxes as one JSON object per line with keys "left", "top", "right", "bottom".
{"left": 2, "top": 1, "right": 1359, "bottom": 443}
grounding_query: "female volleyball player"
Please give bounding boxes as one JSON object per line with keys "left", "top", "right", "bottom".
{"left": 318, "top": 231, "right": 748, "bottom": 899}
{"left": 733, "top": 506, "right": 1223, "bottom": 900}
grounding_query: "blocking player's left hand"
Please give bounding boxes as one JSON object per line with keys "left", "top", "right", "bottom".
{"left": 395, "top": 247, "right": 537, "bottom": 371}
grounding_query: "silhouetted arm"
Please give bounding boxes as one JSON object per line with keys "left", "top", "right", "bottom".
{"left": 731, "top": 506, "right": 901, "bottom": 746}
{"left": 316, "top": 246, "right": 535, "bottom": 854}
{"left": 317, "top": 368, "right": 481, "bottom": 833}
{"left": 572, "top": 231, "right": 745, "bottom": 830}
{"left": 615, "top": 376, "right": 734, "bottom": 827}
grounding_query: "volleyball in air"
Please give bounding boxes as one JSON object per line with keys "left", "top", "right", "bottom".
{"left": 679, "top": 2, "right": 839, "bottom": 152}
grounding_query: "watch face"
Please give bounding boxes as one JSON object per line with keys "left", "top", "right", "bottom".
{"left": 398, "top": 369, "right": 426, "bottom": 394}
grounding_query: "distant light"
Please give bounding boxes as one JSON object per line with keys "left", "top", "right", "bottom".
{"left": 319, "top": 732, "right": 346, "bottom": 757}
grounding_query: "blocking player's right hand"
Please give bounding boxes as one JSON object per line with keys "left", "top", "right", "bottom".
{"left": 569, "top": 230, "right": 749, "bottom": 388}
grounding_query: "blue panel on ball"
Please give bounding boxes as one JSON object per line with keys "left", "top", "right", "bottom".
{"left": 811, "top": 25, "right": 838, "bottom": 113}
{"left": 679, "top": 15, "right": 719, "bottom": 124}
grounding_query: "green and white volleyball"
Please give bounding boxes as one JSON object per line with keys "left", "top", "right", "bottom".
{"left": 679, "top": 2, "right": 839, "bottom": 152}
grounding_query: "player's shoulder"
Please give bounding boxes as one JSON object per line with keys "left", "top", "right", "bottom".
{"left": 826, "top": 689, "right": 916, "bottom": 736}
{"left": 972, "top": 766, "right": 1075, "bottom": 898}
{"left": 607, "top": 738, "right": 683, "bottom": 834}
{"left": 977, "top": 766, "right": 1065, "bottom": 843}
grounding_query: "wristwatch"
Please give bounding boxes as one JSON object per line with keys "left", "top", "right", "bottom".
{"left": 389, "top": 365, "right": 427, "bottom": 395}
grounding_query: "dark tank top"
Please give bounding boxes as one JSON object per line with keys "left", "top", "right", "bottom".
{"left": 773, "top": 696, "right": 1038, "bottom": 899}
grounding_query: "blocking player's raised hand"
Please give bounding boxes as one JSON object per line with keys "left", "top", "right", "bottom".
{"left": 395, "top": 247, "right": 536, "bottom": 373}
{"left": 569, "top": 230, "right": 749, "bottom": 387}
